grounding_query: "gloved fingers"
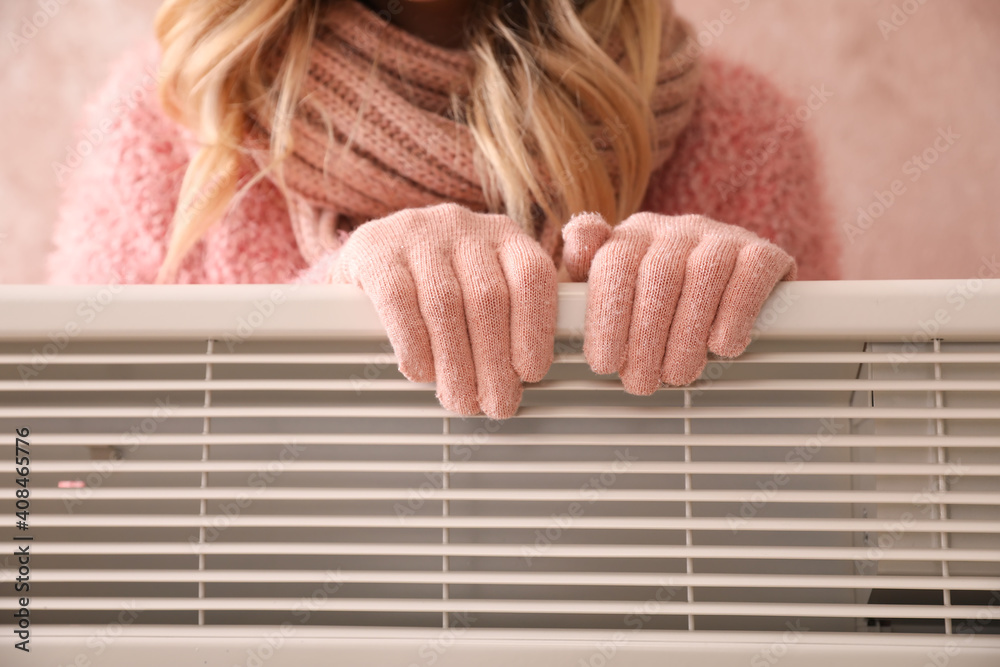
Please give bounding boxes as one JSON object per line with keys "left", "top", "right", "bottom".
{"left": 584, "top": 226, "right": 652, "bottom": 375}
{"left": 561, "top": 212, "right": 613, "bottom": 282}
{"left": 708, "top": 243, "right": 797, "bottom": 358}
{"left": 356, "top": 263, "right": 435, "bottom": 384}
{"left": 409, "top": 246, "right": 480, "bottom": 416}
{"left": 454, "top": 239, "right": 523, "bottom": 420}
{"left": 619, "top": 233, "right": 696, "bottom": 396}
{"left": 661, "top": 235, "right": 741, "bottom": 386}
{"left": 498, "top": 234, "right": 558, "bottom": 383}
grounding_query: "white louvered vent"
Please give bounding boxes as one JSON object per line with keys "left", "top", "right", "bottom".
{"left": 2, "top": 281, "right": 999, "bottom": 666}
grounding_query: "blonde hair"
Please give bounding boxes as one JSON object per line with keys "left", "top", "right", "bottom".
{"left": 153, "top": 0, "right": 663, "bottom": 282}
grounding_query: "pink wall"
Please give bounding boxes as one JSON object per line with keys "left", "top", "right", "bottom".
{"left": 1, "top": 0, "right": 997, "bottom": 282}
{"left": 674, "top": 0, "right": 1000, "bottom": 279}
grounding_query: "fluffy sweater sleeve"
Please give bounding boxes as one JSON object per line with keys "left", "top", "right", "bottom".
{"left": 44, "top": 42, "right": 338, "bottom": 286}
{"left": 642, "top": 57, "right": 841, "bottom": 281}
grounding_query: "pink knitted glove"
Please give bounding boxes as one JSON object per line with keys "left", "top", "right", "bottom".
{"left": 562, "top": 211, "right": 797, "bottom": 394}
{"left": 333, "top": 203, "right": 558, "bottom": 419}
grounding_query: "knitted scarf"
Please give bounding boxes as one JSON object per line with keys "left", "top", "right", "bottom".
{"left": 254, "top": 0, "right": 703, "bottom": 263}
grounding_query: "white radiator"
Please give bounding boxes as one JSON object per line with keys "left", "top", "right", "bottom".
{"left": 2, "top": 280, "right": 999, "bottom": 666}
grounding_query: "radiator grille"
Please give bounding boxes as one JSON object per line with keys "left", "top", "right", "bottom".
{"left": 1, "top": 282, "right": 999, "bottom": 649}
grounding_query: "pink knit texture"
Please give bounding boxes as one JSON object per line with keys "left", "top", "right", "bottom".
{"left": 564, "top": 211, "right": 796, "bottom": 393}
{"left": 333, "top": 202, "right": 557, "bottom": 419}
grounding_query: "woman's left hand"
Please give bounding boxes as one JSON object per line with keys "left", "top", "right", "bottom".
{"left": 562, "top": 211, "right": 796, "bottom": 394}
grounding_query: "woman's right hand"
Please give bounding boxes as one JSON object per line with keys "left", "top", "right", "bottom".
{"left": 332, "top": 203, "right": 558, "bottom": 420}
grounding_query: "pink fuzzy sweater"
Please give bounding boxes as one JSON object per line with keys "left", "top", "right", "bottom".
{"left": 45, "top": 44, "right": 841, "bottom": 286}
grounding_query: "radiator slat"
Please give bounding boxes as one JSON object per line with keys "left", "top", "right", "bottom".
{"left": 23, "top": 514, "right": 1000, "bottom": 533}
{"left": 3, "top": 351, "right": 1000, "bottom": 364}
{"left": 7, "top": 378, "right": 1000, "bottom": 392}
{"left": 11, "top": 569, "right": 1000, "bottom": 590}
{"left": 24, "top": 434, "right": 1000, "bottom": 448}
{"left": 13, "top": 598, "right": 1000, "bottom": 620}
{"left": 27, "top": 487, "right": 1000, "bottom": 503}
{"left": 28, "top": 459, "right": 1000, "bottom": 476}
{"left": 6, "top": 405, "right": 1000, "bottom": 419}
{"left": 27, "top": 542, "right": 1000, "bottom": 561}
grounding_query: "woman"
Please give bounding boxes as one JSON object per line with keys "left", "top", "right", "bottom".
{"left": 47, "top": 0, "right": 840, "bottom": 418}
